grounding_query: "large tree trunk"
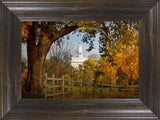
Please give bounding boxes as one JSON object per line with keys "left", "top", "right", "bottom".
{"left": 23, "top": 23, "right": 39, "bottom": 92}
{"left": 23, "top": 23, "right": 50, "bottom": 92}
{"left": 25, "top": 50, "right": 46, "bottom": 92}
{"left": 25, "top": 55, "right": 44, "bottom": 92}
{"left": 23, "top": 22, "right": 48, "bottom": 93}
{"left": 23, "top": 22, "right": 79, "bottom": 93}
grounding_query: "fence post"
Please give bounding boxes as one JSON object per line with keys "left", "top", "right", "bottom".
{"left": 71, "top": 80, "right": 74, "bottom": 95}
{"left": 80, "top": 79, "right": 82, "bottom": 94}
{"left": 55, "top": 76, "right": 57, "bottom": 94}
{"left": 62, "top": 76, "right": 65, "bottom": 97}
{"left": 93, "top": 80, "right": 96, "bottom": 96}
{"left": 52, "top": 74, "right": 55, "bottom": 99}
{"left": 44, "top": 73, "right": 47, "bottom": 99}
{"left": 86, "top": 82, "right": 88, "bottom": 95}
{"left": 42, "top": 74, "right": 45, "bottom": 98}
{"left": 110, "top": 83, "right": 113, "bottom": 92}
{"left": 100, "top": 81, "right": 103, "bottom": 94}
{"left": 119, "top": 83, "right": 121, "bottom": 93}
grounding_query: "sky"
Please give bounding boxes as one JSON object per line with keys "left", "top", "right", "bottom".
{"left": 21, "top": 30, "right": 100, "bottom": 60}
{"left": 60, "top": 31, "right": 100, "bottom": 57}
{"left": 21, "top": 43, "right": 27, "bottom": 59}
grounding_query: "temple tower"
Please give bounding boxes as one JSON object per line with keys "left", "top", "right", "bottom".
{"left": 77, "top": 44, "right": 83, "bottom": 57}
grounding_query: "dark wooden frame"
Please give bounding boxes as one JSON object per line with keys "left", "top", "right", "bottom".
{"left": 0, "top": 0, "right": 160, "bottom": 119}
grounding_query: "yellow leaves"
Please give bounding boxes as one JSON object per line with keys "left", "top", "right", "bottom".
{"left": 67, "top": 21, "right": 79, "bottom": 27}
{"left": 77, "top": 21, "right": 96, "bottom": 27}
{"left": 67, "top": 21, "right": 97, "bottom": 32}
{"left": 79, "top": 27, "right": 85, "bottom": 31}
{"left": 21, "top": 22, "right": 32, "bottom": 41}
{"left": 99, "top": 27, "right": 139, "bottom": 85}
{"left": 68, "top": 21, "right": 96, "bottom": 27}
{"left": 83, "top": 59, "right": 96, "bottom": 72}
{"left": 117, "top": 47, "right": 139, "bottom": 81}
{"left": 80, "top": 59, "right": 97, "bottom": 82}
{"left": 128, "top": 28, "right": 137, "bottom": 37}
{"left": 21, "top": 69, "right": 27, "bottom": 86}
{"left": 100, "top": 57, "right": 118, "bottom": 85}
{"left": 40, "top": 34, "right": 50, "bottom": 45}
{"left": 114, "top": 52, "right": 125, "bottom": 67}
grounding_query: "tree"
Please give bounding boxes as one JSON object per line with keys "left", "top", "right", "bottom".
{"left": 80, "top": 21, "right": 139, "bottom": 53}
{"left": 114, "top": 29, "right": 139, "bottom": 88}
{"left": 22, "top": 21, "right": 98, "bottom": 92}
{"left": 100, "top": 57, "right": 118, "bottom": 91}
{"left": 44, "top": 40, "right": 73, "bottom": 77}
{"left": 22, "top": 22, "right": 80, "bottom": 92}
{"left": 21, "top": 58, "right": 28, "bottom": 87}
{"left": 99, "top": 27, "right": 139, "bottom": 88}
{"left": 77, "top": 59, "right": 97, "bottom": 86}
{"left": 21, "top": 58, "right": 27, "bottom": 73}
{"left": 22, "top": 21, "right": 138, "bottom": 93}
{"left": 88, "top": 54, "right": 99, "bottom": 61}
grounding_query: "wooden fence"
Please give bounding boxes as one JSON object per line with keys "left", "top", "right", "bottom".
{"left": 43, "top": 73, "right": 139, "bottom": 99}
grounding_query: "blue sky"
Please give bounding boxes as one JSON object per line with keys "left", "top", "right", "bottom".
{"left": 21, "top": 30, "right": 100, "bottom": 60}
{"left": 21, "top": 43, "right": 27, "bottom": 59}
{"left": 62, "top": 31, "right": 100, "bottom": 57}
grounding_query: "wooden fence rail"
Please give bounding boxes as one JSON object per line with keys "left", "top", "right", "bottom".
{"left": 43, "top": 73, "right": 139, "bottom": 99}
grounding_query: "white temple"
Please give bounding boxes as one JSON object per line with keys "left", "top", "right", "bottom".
{"left": 71, "top": 44, "right": 88, "bottom": 68}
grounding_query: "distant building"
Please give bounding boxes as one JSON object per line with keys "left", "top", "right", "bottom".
{"left": 71, "top": 44, "right": 88, "bottom": 68}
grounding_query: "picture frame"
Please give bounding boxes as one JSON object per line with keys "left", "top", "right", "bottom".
{"left": 0, "top": 0, "right": 160, "bottom": 119}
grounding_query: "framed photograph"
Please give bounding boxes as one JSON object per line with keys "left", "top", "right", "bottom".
{"left": 0, "top": 0, "right": 160, "bottom": 119}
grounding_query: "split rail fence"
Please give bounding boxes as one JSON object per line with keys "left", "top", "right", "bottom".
{"left": 43, "top": 73, "right": 139, "bottom": 99}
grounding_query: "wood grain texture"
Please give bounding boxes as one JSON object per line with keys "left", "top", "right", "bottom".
{"left": 0, "top": 2, "right": 21, "bottom": 119}
{"left": 14, "top": 12, "right": 21, "bottom": 104}
{"left": 158, "top": 1, "right": 160, "bottom": 118}
{"left": 0, "top": 2, "right": 3, "bottom": 119}
{"left": 139, "top": 1, "right": 160, "bottom": 118}
{"left": 0, "top": 0, "right": 160, "bottom": 119}
{"left": 2, "top": 99, "right": 158, "bottom": 120}
{"left": 2, "top": 0, "right": 158, "bottom": 21}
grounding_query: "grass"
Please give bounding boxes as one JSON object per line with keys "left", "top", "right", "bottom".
{"left": 46, "top": 87, "right": 119, "bottom": 93}
{"left": 22, "top": 85, "right": 138, "bottom": 99}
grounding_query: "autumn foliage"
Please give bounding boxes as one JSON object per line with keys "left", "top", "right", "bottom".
{"left": 75, "top": 27, "right": 139, "bottom": 90}
{"left": 99, "top": 28, "right": 139, "bottom": 87}
{"left": 21, "top": 21, "right": 139, "bottom": 95}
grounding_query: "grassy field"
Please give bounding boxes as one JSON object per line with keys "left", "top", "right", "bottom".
{"left": 22, "top": 87, "right": 138, "bottom": 99}
{"left": 46, "top": 87, "right": 119, "bottom": 92}
{"left": 53, "top": 87, "right": 138, "bottom": 99}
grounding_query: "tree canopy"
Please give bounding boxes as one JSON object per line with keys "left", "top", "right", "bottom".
{"left": 21, "top": 21, "right": 139, "bottom": 93}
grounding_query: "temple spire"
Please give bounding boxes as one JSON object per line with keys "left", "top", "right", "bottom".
{"left": 77, "top": 43, "right": 83, "bottom": 57}
{"left": 71, "top": 43, "right": 87, "bottom": 68}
